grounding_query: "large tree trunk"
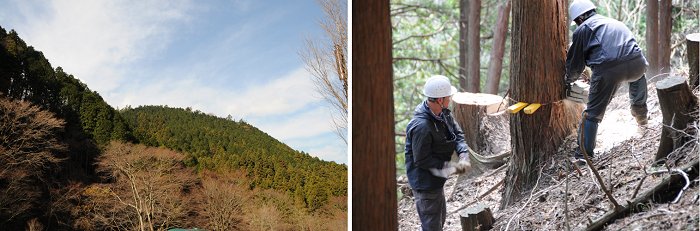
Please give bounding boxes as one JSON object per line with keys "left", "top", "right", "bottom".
{"left": 459, "top": 0, "right": 468, "bottom": 91}
{"left": 500, "top": 0, "right": 581, "bottom": 208}
{"left": 467, "top": 0, "right": 481, "bottom": 92}
{"left": 687, "top": 33, "right": 699, "bottom": 89}
{"left": 655, "top": 76, "right": 699, "bottom": 163}
{"left": 352, "top": 0, "right": 397, "bottom": 230}
{"left": 658, "top": 0, "right": 672, "bottom": 76}
{"left": 485, "top": 0, "right": 511, "bottom": 95}
{"left": 646, "top": 0, "right": 659, "bottom": 78}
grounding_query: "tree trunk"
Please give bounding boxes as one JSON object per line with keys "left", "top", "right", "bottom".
{"left": 459, "top": 203, "right": 495, "bottom": 231}
{"left": 654, "top": 76, "right": 699, "bottom": 162}
{"left": 466, "top": 0, "right": 481, "bottom": 93}
{"left": 501, "top": 0, "right": 581, "bottom": 208}
{"left": 459, "top": 0, "right": 469, "bottom": 91}
{"left": 352, "top": 0, "right": 397, "bottom": 230}
{"left": 452, "top": 92, "right": 508, "bottom": 155}
{"left": 687, "top": 33, "right": 699, "bottom": 89}
{"left": 485, "top": 0, "right": 511, "bottom": 95}
{"left": 658, "top": 0, "right": 672, "bottom": 76}
{"left": 646, "top": 0, "right": 659, "bottom": 78}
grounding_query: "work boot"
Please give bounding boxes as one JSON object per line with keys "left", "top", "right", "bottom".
{"left": 635, "top": 115, "right": 648, "bottom": 126}
{"left": 577, "top": 114, "right": 599, "bottom": 159}
{"left": 572, "top": 148, "right": 594, "bottom": 165}
{"left": 631, "top": 105, "right": 648, "bottom": 126}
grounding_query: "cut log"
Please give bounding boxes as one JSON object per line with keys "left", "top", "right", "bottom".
{"left": 585, "top": 159, "right": 699, "bottom": 231}
{"left": 459, "top": 203, "right": 495, "bottom": 231}
{"left": 655, "top": 76, "right": 699, "bottom": 162}
{"left": 452, "top": 92, "right": 510, "bottom": 156}
{"left": 687, "top": 33, "right": 700, "bottom": 89}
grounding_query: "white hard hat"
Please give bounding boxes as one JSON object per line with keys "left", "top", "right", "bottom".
{"left": 569, "top": 0, "right": 596, "bottom": 24}
{"left": 423, "top": 75, "right": 457, "bottom": 98}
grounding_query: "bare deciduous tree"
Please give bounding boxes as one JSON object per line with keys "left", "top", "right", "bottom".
{"left": 248, "top": 203, "right": 282, "bottom": 231}
{"left": 0, "top": 96, "right": 65, "bottom": 225}
{"left": 300, "top": 0, "right": 348, "bottom": 143}
{"left": 82, "top": 142, "right": 198, "bottom": 231}
{"left": 201, "top": 177, "right": 247, "bottom": 231}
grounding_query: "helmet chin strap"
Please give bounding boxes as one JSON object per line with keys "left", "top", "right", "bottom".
{"left": 439, "top": 97, "right": 449, "bottom": 112}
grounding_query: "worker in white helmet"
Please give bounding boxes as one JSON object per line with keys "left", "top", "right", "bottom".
{"left": 404, "top": 75, "right": 471, "bottom": 230}
{"left": 565, "top": 0, "right": 649, "bottom": 163}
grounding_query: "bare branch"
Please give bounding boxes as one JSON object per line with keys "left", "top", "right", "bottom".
{"left": 299, "top": 0, "right": 348, "bottom": 143}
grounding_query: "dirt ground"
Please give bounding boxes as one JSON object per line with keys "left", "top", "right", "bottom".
{"left": 397, "top": 80, "right": 699, "bottom": 230}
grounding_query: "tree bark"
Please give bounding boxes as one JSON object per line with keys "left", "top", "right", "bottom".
{"left": 501, "top": 0, "right": 581, "bottom": 208}
{"left": 459, "top": 203, "right": 495, "bottom": 231}
{"left": 485, "top": 0, "right": 511, "bottom": 95}
{"left": 459, "top": 0, "right": 469, "bottom": 91}
{"left": 646, "top": 0, "right": 659, "bottom": 78}
{"left": 452, "top": 92, "right": 508, "bottom": 155}
{"left": 352, "top": 0, "right": 397, "bottom": 230}
{"left": 654, "top": 76, "right": 699, "bottom": 162}
{"left": 466, "top": 0, "right": 481, "bottom": 92}
{"left": 687, "top": 33, "right": 700, "bottom": 89}
{"left": 658, "top": 0, "right": 672, "bottom": 76}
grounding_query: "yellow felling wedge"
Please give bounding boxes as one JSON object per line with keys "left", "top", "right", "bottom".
{"left": 507, "top": 102, "right": 529, "bottom": 114}
{"left": 523, "top": 103, "right": 541, "bottom": 114}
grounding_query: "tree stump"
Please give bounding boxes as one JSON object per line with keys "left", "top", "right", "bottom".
{"left": 452, "top": 92, "right": 509, "bottom": 156}
{"left": 655, "top": 76, "right": 699, "bottom": 163}
{"left": 687, "top": 33, "right": 699, "bottom": 89}
{"left": 459, "top": 203, "right": 495, "bottom": 231}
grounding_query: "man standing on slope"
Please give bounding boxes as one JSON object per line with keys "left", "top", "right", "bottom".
{"left": 565, "top": 0, "right": 649, "bottom": 162}
{"left": 405, "top": 75, "right": 471, "bottom": 230}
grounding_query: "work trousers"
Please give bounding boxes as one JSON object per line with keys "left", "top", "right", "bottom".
{"left": 585, "top": 54, "right": 648, "bottom": 122}
{"left": 579, "top": 54, "right": 648, "bottom": 155}
{"left": 413, "top": 188, "right": 446, "bottom": 231}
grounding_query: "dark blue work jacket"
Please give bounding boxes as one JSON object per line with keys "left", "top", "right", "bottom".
{"left": 404, "top": 101, "right": 469, "bottom": 191}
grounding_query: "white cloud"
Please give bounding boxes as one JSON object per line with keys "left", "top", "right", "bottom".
{"left": 118, "top": 67, "right": 320, "bottom": 118}
{"left": 306, "top": 142, "right": 347, "bottom": 164}
{"left": 284, "top": 133, "right": 348, "bottom": 164}
{"left": 249, "top": 103, "right": 335, "bottom": 141}
{"left": 11, "top": 0, "right": 193, "bottom": 94}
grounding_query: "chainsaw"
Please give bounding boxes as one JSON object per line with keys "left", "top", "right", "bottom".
{"left": 565, "top": 80, "right": 589, "bottom": 104}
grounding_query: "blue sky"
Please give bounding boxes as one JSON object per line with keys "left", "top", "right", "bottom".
{"left": 0, "top": 0, "right": 347, "bottom": 164}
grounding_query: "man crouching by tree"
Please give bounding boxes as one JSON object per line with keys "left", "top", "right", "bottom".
{"left": 405, "top": 75, "right": 472, "bottom": 230}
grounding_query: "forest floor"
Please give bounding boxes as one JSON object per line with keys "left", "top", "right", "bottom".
{"left": 397, "top": 79, "right": 699, "bottom": 230}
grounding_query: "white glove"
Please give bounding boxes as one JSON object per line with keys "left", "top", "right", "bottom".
{"left": 429, "top": 162, "right": 457, "bottom": 178}
{"left": 455, "top": 159, "right": 472, "bottom": 174}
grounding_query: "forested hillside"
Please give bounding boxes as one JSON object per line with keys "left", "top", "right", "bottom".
{"left": 121, "top": 106, "right": 347, "bottom": 211}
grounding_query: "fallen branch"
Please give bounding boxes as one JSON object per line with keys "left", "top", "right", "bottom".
{"left": 585, "top": 159, "right": 699, "bottom": 231}
{"left": 449, "top": 148, "right": 510, "bottom": 201}
{"left": 580, "top": 143, "right": 622, "bottom": 209}
{"left": 449, "top": 178, "right": 505, "bottom": 214}
{"left": 671, "top": 168, "right": 690, "bottom": 203}
{"left": 631, "top": 174, "right": 647, "bottom": 199}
